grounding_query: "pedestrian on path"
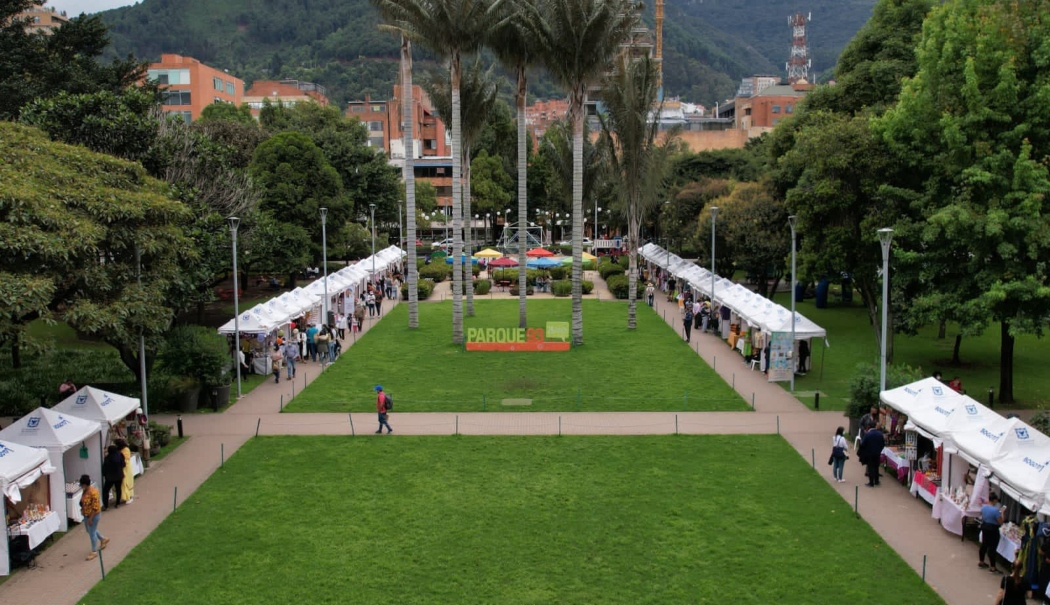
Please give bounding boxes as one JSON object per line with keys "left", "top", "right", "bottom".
{"left": 996, "top": 559, "right": 1027, "bottom": 604}
{"left": 646, "top": 282, "right": 655, "bottom": 307}
{"left": 101, "top": 445, "right": 123, "bottom": 510}
{"left": 306, "top": 323, "right": 319, "bottom": 361}
{"left": 270, "top": 345, "right": 282, "bottom": 383}
{"left": 374, "top": 385, "right": 393, "bottom": 434}
{"left": 282, "top": 339, "right": 299, "bottom": 380}
{"left": 978, "top": 493, "right": 1004, "bottom": 573}
{"left": 79, "top": 475, "right": 108, "bottom": 560}
{"left": 366, "top": 291, "right": 376, "bottom": 317}
{"left": 858, "top": 427, "right": 885, "bottom": 487}
{"left": 830, "top": 427, "right": 849, "bottom": 483}
{"left": 117, "top": 438, "right": 134, "bottom": 503}
{"left": 683, "top": 307, "right": 693, "bottom": 341}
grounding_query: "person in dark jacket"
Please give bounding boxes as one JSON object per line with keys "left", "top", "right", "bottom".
{"left": 858, "top": 427, "right": 886, "bottom": 487}
{"left": 101, "top": 444, "right": 124, "bottom": 510}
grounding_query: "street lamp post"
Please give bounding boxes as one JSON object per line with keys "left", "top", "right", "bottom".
{"left": 398, "top": 202, "right": 403, "bottom": 250}
{"left": 486, "top": 213, "right": 491, "bottom": 244}
{"left": 878, "top": 228, "right": 894, "bottom": 393}
{"left": 135, "top": 245, "right": 148, "bottom": 420}
{"left": 593, "top": 201, "right": 601, "bottom": 240}
{"left": 369, "top": 203, "right": 377, "bottom": 280}
{"left": 228, "top": 216, "right": 242, "bottom": 399}
{"left": 320, "top": 207, "right": 328, "bottom": 325}
{"left": 788, "top": 215, "right": 798, "bottom": 392}
{"left": 710, "top": 206, "right": 719, "bottom": 308}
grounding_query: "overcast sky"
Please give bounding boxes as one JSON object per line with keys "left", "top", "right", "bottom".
{"left": 46, "top": 0, "right": 138, "bottom": 15}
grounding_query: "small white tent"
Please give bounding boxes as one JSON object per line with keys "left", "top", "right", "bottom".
{"left": 0, "top": 408, "right": 103, "bottom": 531}
{"left": 0, "top": 439, "right": 54, "bottom": 576}
{"left": 52, "top": 386, "right": 140, "bottom": 445}
{"left": 987, "top": 423, "right": 1050, "bottom": 511}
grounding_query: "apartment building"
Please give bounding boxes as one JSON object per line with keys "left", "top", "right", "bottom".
{"left": 243, "top": 80, "right": 329, "bottom": 118}
{"left": 146, "top": 54, "right": 243, "bottom": 122}
{"left": 17, "top": 3, "right": 68, "bottom": 34}
{"left": 525, "top": 98, "right": 568, "bottom": 146}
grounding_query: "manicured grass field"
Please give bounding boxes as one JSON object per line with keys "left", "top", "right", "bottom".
{"left": 287, "top": 299, "right": 745, "bottom": 412}
{"left": 79, "top": 436, "right": 942, "bottom": 605}
{"left": 767, "top": 293, "right": 1050, "bottom": 410}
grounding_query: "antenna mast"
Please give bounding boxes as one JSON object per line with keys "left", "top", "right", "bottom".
{"left": 786, "top": 12, "right": 812, "bottom": 84}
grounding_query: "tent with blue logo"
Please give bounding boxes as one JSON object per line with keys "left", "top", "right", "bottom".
{"left": 985, "top": 423, "right": 1050, "bottom": 512}
{"left": 0, "top": 439, "right": 54, "bottom": 575}
{"left": 0, "top": 408, "right": 103, "bottom": 531}
{"left": 52, "top": 386, "right": 141, "bottom": 446}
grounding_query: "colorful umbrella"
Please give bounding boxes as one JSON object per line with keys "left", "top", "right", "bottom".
{"left": 488, "top": 257, "right": 519, "bottom": 267}
{"left": 527, "top": 257, "right": 561, "bottom": 269}
{"left": 474, "top": 248, "right": 503, "bottom": 258}
{"left": 444, "top": 255, "right": 479, "bottom": 265}
{"left": 526, "top": 247, "right": 555, "bottom": 257}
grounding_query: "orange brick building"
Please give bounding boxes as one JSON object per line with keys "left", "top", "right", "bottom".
{"left": 147, "top": 54, "right": 243, "bottom": 122}
{"left": 17, "top": 3, "right": 68, "bottom": 34}
{"left": 243, "top": 80, "right": 329, "bottom": 118}
{"left": 525, "top": 98, "right": 568, "bottom": 146}
{"left": 733, "top": 79, "right": 813, "bottom": 134}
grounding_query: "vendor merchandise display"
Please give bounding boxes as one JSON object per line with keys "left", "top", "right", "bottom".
{"left": 8, "top": 504, "right": 51, "bottom": 530}
{"left": 1001, "top": 522, "right": 1023, "bottom": 544}
{"left": 65, "top": 481, "right": 80, "bottom": 495}
{"left": 945, "top": 483, "right": 967, "bottom": 507}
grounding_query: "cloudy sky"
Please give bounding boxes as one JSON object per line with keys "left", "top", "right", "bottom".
{"left": 46, "top": 0, "right": 139, "bottom": 15}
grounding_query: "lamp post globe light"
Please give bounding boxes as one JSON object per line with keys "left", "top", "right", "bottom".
{"left": 710, "top": 206, "right": 719, "bottom": 309}
{"left": 878, "top": 228, "right": 894, "bottom": 393}
{"left": 788, "top": 215, "right": 798, "bottom": 392}
{"left": 369, "top": 203, "right": 377, "bottom": 281}
{"left": 320, "top": 207, "right": 328, "bottom": 325}
{"left": 228, "top": 216, "right": 242, "bottom": 399}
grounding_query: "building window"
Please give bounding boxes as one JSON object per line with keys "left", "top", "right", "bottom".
{"left": 368, "top": 136, "right": 384, "bottom": 148}
{"left": 786, "top": 105, "right": 793, "bottom": 114}
{"left": 371, "top": 105, "right": 384, "bottom": 112}
{"left": 435, "top": 186, "right": 452, "bottom": 197}
{"left": 166, "top": 110, "right": 193, "bottom": 123}
{"left": 162, "top": 90, "right": 192, "bottom": 106}
{"left": 772, "top": 105, "right": 781, "bottom": 114}
{"left": 425, "top": 139, "right": 437, "bottom": 150}
{"left": 148, "top": 69, "right": 190, "bottom": 85}
{"left": 351, "top": 106, "right": 364, "bottom": 113}
{"left": 226, "top": 81, "right": 235, "bottom": 96}
{"left": 213, "top": 77, "right": 223, "bottom": 91}
{"left": 369, "top": 121, "right": 383, "bottom": 132}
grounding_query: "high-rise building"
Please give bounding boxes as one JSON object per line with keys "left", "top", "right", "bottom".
{"left": 146, "top": 54, "right": 243, "bottom": 122}
{"left": 16, "top": 3, "right": 68, "bottom": 35}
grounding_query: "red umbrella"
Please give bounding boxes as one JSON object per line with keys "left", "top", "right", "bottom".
{"left": 526, "top": 247, "right": 555, "bottom": 257}
{"left": 488, "top": 257, "right": 519, "bottom": 267}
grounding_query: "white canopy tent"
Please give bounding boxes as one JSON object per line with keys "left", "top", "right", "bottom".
{"left": 0, "top": 408, "right": 103, "bottom": 531}
{"left": 941, "top": 405, "right": 1016, "bottom": 467}
{"left": 0, "top": 439, "right": 54, "bottom": 576}
{"left": 987, "top": 423, "right": 1050, "bottom": 511}
{"left": 52, "top": 386, "right": 141, "bottom": 446}
{"left": 218, "top": 309, "right": 281, "bottom": 335}
{"left": 880, "top": 377, "right": 968, "bottom": 422}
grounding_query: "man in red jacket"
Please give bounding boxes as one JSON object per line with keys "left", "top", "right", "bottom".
{"left": 375, "top": 385, "right": 393, "bottom": 434}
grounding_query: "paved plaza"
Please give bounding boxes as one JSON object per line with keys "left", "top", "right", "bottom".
{"left": 0, "top": 274, "right": 1012, "bottom": 604}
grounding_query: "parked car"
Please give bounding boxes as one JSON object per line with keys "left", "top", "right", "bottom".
{"left": 557, "top": 238, "right": 593, "bottom": 247}
{"left": 431, "top": 238, "right": 454, "bottom": 249}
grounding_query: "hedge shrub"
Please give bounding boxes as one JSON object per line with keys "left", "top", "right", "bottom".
{"left": 605, "top": 274, "right": 645, "bottom": 299}
{"left": 419, "top": 263, "right": 450, "bottom": 282}
{"left": 548, "top": 266, "right": 568, "bottom": 280}
{"left": 599, "top": 262, "right": 626, "bottom": 280}
{"left": 401, "top": 279, "right": 435, "bottom": 300}
{"left": 474, "top": 279, "right": 491, "bottom": 295}
{"left": 509, "top": 285, "right": 534, "bottom": 296}
{"left": 582, "top": 280, "right": 594, "bottom": 294}
{"left": 551, "top": 280, "right": 572, "bottom": 297}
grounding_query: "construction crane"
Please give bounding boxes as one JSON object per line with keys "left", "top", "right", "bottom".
{"left": 655, "top": 0, "right": 664, "bottom": 99}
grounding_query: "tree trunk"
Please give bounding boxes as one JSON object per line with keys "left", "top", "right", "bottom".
{"left": 937, "top": 319, "right": 946, "bottom": 340}
{"left": 857, "top": 276, "right": 882, "bottom": 359}
{"left": 952, "top": 334, "right": 963, "bottom": 365}
{"left": 450, "top": 49, "right": 464, "bottom": 344}
{"left": 627, "top": 216, "right": 639, "bottom": 329}
{"left": 463, "top": 149, "right": 475, "bottom": 317}
{"left": 516, "top": 64, "right": 528, "bottom": 329}
{"left": 570, "top": 89, "right": 585, "bottom": 346}
{"left": 402, "top": 37, "right": 419, "bottom": 328}
{"left": 999, "top": 320, "right": 1015, "bottom": 404}
{"left": 196, "top": 299, "right": 206, "bottom": 325}
{"left": 10, "top": 337, "right": 20, "bottom": 370}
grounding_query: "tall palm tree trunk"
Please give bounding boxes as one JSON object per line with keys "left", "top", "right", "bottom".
{"left": 464, "top": 150, "right": 475, "bottom": 316}
{"left": 627, "top": 214, "right": 639, "bottom": 329}
{"left": 450, "top": 51, "right": 465, "bottom": 344}
{"left": 402, "top": 36, "right": 419, "bottom": 328}
{"left": 516, "top": 65, "right": 528, "bottom": 328}
{"left": 570, "top": 89, "right": 585, "bottom": 345}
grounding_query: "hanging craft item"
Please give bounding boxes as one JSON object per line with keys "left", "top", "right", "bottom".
{"left": 79, "top": 442, "right": 89, "bottom": 459}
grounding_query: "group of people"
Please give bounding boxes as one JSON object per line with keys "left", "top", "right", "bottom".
{"left": 79, "top": 438, "right": 136, "bottom": 561}
{"left": 675, "top": 290, "right": 717, "bottom": 343}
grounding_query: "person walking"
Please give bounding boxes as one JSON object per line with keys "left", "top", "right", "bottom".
{"left": 646, "top": 282, "right": 655, "bottom": 307}
{"left": 306, "top": 323, "right": 319, "bottom": 362}
{"left": 979, "top": 493, "right": 1005, "bottom": 573}
{"left": 700, "top": 299, "right": 711, "bottom": 333}
{"left": 101, "top": 445, "right": 124, "bottom": 511}
{"left": 858, "top": 427, "right": 885, "bottom": 487}
{"left": 316, "top": 327, "right": 330, "bottom": 364}
{"left": 830, "top": 426, "right": 849, "bottom": 483}
{"left": 996, "top": 559, "right": 1027, "bottom": 604}
{"left": 326, "top": 324, "right": 337, "bottom": 361}
{"left": 366, "top": 290, "right": 376, "bottom": 317}
{"left": 354, "top": 298, "right": 366, "bottom": 333}
{"left": 374, "top": 385, "right": 393, "bottom": 434}
{"left": 269, "top": 344, "right": 282, "bottom": 384}
{"left": 282, "top": 339, "right": 299, "bottom": 380}
{"left": 79, "top": 474, "right": 109, "bottom": 560}
{"left": 336, "top": 313, "right": 347, "bottom": 340}
{"left": 692, "top": 299, "right": 702, "bottom": 331}
{"left": 683, "top": 306, "right": 694, "bottom": 342}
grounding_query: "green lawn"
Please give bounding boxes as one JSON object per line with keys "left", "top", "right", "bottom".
{"left": 767, "top": 293, "right": 1050, "bottom": 410}
{"left": 79, "top": 435, "right": 942, "bottom": 605}
{"left": 287, "top": 299, "right": 745, "bottom": 413}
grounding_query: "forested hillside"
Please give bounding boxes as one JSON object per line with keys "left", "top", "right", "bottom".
{"left": 98, "top": 0, "right": 874, "bottom": 108}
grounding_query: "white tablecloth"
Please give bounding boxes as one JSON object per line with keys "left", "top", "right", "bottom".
{"left": 911, "top": 479, "right": 937, "bottom": 505}
{"left": 66, "top": 488, "right": 83, "bottom": 523}
{"left": 8, "top": 511, "right": 60, "bottom": 549}
{"left": 997, "top": 533, "right": 1021, "bottom": 563}
{"left": 932, "top": 493, "right": 972, "bottom": 536}
{"left": 132, "top": 453, "right": 143, "bottom": 477}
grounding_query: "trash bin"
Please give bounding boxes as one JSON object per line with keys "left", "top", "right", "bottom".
{"left": 210, "top": 384, "right": 231, "bottom": 411}
{"left": 815, "top": 279, "right": 829, "bottom": 308}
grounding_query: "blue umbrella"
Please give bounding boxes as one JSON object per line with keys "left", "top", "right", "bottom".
{"left": 444, "top": 255, "right": 479, "bottom": 265}
{"left": 527, "top": 257, "right": 561, "bottom": 269}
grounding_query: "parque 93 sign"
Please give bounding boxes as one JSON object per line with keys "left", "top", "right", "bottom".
{"left": 465, "top": 322, "right": 571, "bottom": 352}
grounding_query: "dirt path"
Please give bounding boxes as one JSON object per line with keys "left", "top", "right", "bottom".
{"left": 0, "top": 283, "right": 1001, "bottom": 605}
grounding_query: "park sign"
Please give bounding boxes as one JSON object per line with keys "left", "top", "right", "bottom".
{"left": 466, "top": 322, "right": 570, "bottom": 351}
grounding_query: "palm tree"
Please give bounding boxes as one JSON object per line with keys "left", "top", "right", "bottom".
{"left": 532, "top": 0, "right": 638, "bottom": 345}
{"left": 369, "top": 2, "right": 420, "bottom": 327}
{"left": 374, "top": 0, "right": 508, "bottom": 344}
{"left": 422, "top": 59, "right": 500, "bottom": 316}
{"left": 597, "top": 53, "right": 679, "bottom": 329}
{"left": 489, "top": 0, "right": 543, "bottom": 328}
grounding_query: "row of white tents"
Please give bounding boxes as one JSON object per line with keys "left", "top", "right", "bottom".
{"left": 217, "top": 246, "right": 404, "bottom": 335}
{"left": 882, "top": 377, "right": 1050, "bottom": 515}
{"left": 1, "top": 387, "right": 141, "bottom": 575}
{"left": 638, "top": 243, "right": 826, "bottom": 341}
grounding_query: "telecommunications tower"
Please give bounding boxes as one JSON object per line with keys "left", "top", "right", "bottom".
{"left": 786, "top": 12, "right": 812, "bottom": 84}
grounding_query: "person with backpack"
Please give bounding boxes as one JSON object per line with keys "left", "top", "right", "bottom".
{"left": 683, "top": 306, "right": 694, "bottom": 342}
{"left": 374, "top": 385, "right": 393, "bottom": 434}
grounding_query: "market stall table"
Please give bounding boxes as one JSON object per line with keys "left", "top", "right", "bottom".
{"left": 931, "top": 491, "right": 974, "bottom": 536}
{"left": 996, "top": 532, "right": 1021, "bottom": 563}
{"left": 911, "top": 470, "right": 939, "bottom": 506}
{"left": 7, "top": 510, "right": 60, "bottom": 549}
{"left": 881, "top": 447, "right": 909, "bottom": 483}
{"left": 66, "top": 484, "right": 83, "bottom": 523}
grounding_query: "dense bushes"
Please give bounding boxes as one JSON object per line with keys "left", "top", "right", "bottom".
{"left": 605, "top": 274, "right": 645, "bottom": 299}
{"left": 599, "top": 261, "right": 626, "bottom": 280}
{"left": 548, "top": 266, "right": 568, "bottom": 280}
{"left": 509, "top": 285, "right": 535, "bottom": 296}
{"left": 401, "top": 279, "right": 435, "bottom": 300}
{"left": 582, "top": 280, "right": 594, "bottom": 294}
{"left": 0, "top": 348, "right": 135, "bottom": 416}
{"left": 847, "top": 362, "right": 923, "bottom": 419}
{"left": 419, "top": 263, "right": 450, "bottom": 282}
{"left": 474, "top": 279, "right": 491, "bottom": 295}
{"left": 551, "top": 280, "right": 572, "bottom": 296}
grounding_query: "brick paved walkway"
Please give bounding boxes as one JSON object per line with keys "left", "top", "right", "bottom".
{"left": 0, "top": 276, "right": 1006, "bottom": 604}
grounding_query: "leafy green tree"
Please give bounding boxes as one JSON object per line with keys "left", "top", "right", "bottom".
{"left": 339, "top": 221, "right": 374, "bottom": 261}
{"left": 249, "top": 131, "right": 344, "bottom": 281}
{"left": 597, "top": 53, "right": 679, "bottom": 329}
{"left": 708, "top": 181, "right": 789, "bottom": 299}
{"left": 660, "top": 178, "right": 730, "bottom": 254}
{"left": 534, "top": 0, "right": 638, "bottom": 345}
{"left": 199, "top": 102, "right": 256, "bottom": 125}
{"left": 239, "top": 211, "right": 312, "bottom": 281}
{"left": 471, "top": 150, "right": 513, "bottom": 221}
{"left": 0, "top": 122, "right": 191, "bottom": 378}
{"left": 877, "top": 0, "right": 1050, "bottom": 403}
